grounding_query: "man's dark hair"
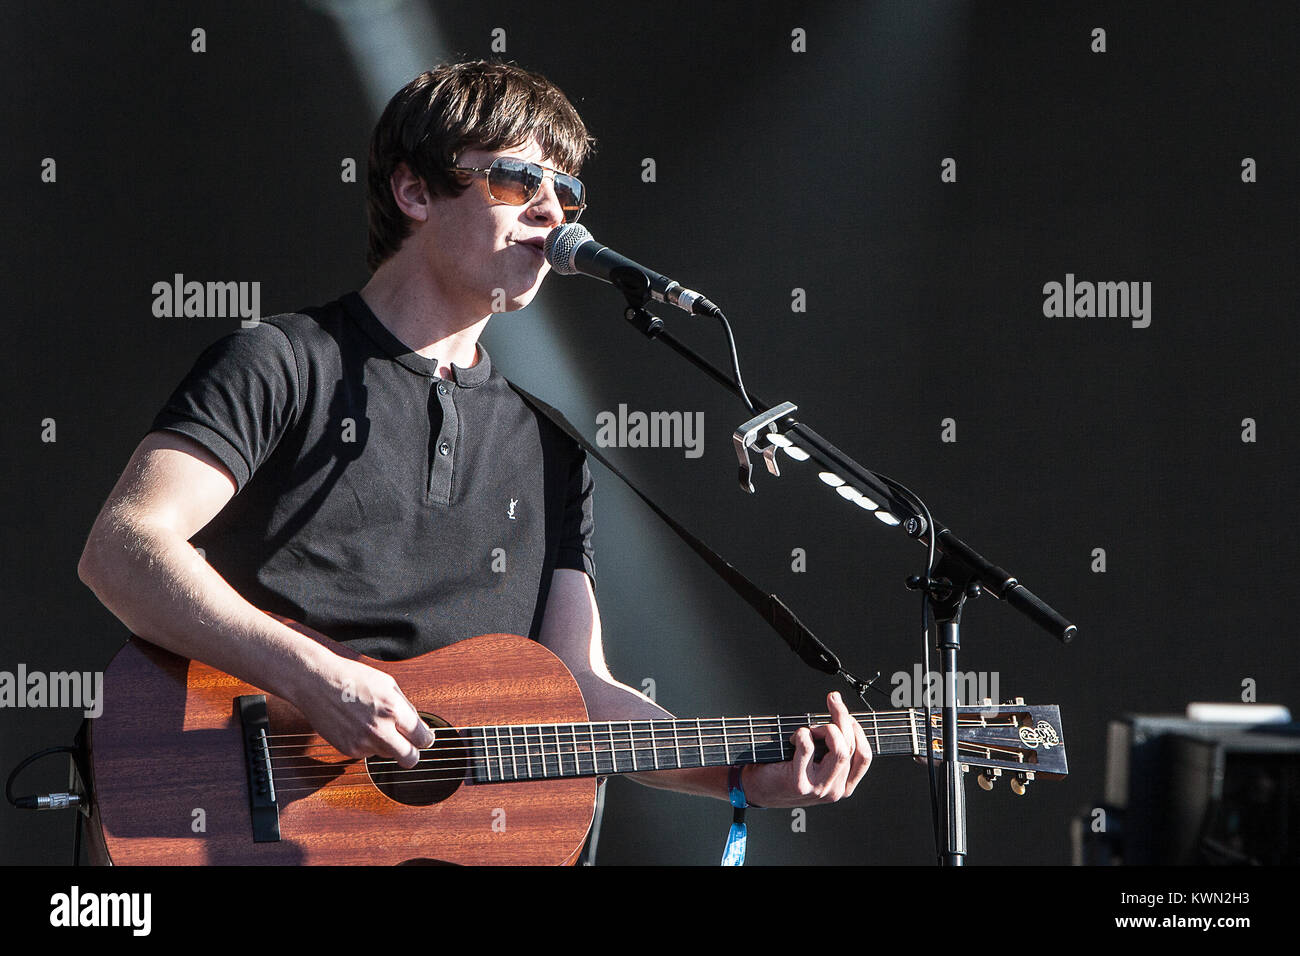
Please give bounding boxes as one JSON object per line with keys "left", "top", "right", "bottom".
{"left": 365, "top": 60, "right": 595, "bottom": 272}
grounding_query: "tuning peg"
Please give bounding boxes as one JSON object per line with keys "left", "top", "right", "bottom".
{"left": 977, "top": 768, "right": 1002, "bottom": 790}
{"left": 1010, "top": 771, "right": 1034, "bottom": 796}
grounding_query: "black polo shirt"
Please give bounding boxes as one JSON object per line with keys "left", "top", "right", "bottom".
{"left": 152, "top": 291, "right": 595, "bottom": 660}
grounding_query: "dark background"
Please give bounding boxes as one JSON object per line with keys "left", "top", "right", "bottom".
{"left": 2, "top": 0, "right": 1297, "bottom": 869}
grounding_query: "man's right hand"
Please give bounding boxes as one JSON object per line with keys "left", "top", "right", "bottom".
{"left": 290, "top": 654, "right": 436, "bottom": 769}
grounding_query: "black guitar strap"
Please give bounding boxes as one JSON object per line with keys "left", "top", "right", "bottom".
{"left": 511, "top": 384, "right": 849, "bottom": 681}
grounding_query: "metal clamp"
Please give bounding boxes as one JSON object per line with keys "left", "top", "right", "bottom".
{"left": 732, "top": 402, "right": 798, "bottom": 492}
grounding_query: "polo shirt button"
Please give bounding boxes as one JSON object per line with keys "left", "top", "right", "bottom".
{"left": 437, "top": 383, "right": 448, "bottom": 395}
{"left": 439, "top": 441, "right": 451, "bottom": 456}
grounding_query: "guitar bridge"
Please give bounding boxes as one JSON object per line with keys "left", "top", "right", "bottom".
{"left": 237, "top": 695, "right": 281, "bottom": 843}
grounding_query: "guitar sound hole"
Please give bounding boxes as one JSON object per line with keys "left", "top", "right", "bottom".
{"left": 366, "top": 714, "right": 466, "bottom": 806}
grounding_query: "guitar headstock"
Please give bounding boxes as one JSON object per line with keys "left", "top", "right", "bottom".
{"left": 924, "top": 700, "right": 1067, "bottom": 793}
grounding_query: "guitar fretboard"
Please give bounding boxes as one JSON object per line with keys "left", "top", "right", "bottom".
{"left": 467, "top": 712, "right": 918, "bottom": 783}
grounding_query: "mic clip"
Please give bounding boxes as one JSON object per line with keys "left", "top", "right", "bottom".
{"left": 612, "top": 266, "right": 666, "bottom": 339}
{"left": 733, "top": 402, "right": 798, "bottom": 493}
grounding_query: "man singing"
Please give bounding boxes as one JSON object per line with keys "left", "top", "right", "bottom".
{"left": 78, "top": 62, "right": 870, "bottom": 855}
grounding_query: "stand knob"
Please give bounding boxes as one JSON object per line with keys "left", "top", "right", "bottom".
{"left": 1010, "top": 771, "right": 1034, "bottom": 796}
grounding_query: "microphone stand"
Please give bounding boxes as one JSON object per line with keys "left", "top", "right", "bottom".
{"left": 607, "top": 267, "right": 1076, "bottom": 866}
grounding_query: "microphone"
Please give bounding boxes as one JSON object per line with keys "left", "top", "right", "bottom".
{"left": 544, "top": 223, "right": 722, "bottom": 318}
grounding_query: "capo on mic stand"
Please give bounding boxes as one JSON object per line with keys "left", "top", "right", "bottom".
{"left": 733, "top": 402, "right": 797, "bottom": 493}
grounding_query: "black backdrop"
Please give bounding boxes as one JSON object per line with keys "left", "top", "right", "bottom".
{"left": 3, "top": 0, "right": 1297, "bottom": 873}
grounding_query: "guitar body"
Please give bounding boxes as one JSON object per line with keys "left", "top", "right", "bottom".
{"left": 89, "top": 632, "right": 596, "bottom": 866}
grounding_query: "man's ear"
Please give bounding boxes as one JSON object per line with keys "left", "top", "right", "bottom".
{"left": 390, "top": 162, "right": 431, "bottom": 223}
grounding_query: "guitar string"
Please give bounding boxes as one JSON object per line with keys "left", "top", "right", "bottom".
{"left": 257, "top": 712, "right": 1005, "bottom": 746}
{"left": 256, "top": 710, "right": 1011, "bottom": 739}
{"left": 258, "top": 717, "right": 974, "bottom": 766}
{"left": 263, "top": 723, "right": 930, "bottom": 764}
{"left": 263, "top": 728, "right": 925, "bottom": 764}
{"left": 261, "top": 721, "right": 985, "bottom": 764}
{"left": 265, "top": 729, "right": 931, "bottom": 779}
{"left": 263, "top": 715, "right": 926, "bottom": 747}
{"left": 262, "top": 719, "right": 1034, "bottom": 788}
{"left": 270, "top": 749, "right": 1033, "bottom": 794}
{"left": 264, "top": 735, "right": 1033, "bottom": 791}
{"left": 249, "top": 712, "right": 1035, "bottom": 792}
{"left": 267, "top": 740, "right": 1036, "bottom": 795}
{"left": 277, "top": 730, "right": 1020, "bottom": 769}
{"left": 273, "top": 721, "right": 925, "bottom": 760}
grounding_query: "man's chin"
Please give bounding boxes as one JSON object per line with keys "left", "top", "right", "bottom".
{"left": 492, "top": 283, "right": 544, "bottom": 314}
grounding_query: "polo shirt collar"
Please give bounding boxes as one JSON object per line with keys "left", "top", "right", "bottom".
{"left": 342, "top": 291, "right": 492, "bottom": 387}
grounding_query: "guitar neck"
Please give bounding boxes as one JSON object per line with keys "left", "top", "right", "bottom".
{"left": 467, "top": 711, "right": 919, "bottom": 784}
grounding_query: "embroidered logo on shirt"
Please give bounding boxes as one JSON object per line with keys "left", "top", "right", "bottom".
{"left": 507, "top": 498, "right": 519, "bottom": 520}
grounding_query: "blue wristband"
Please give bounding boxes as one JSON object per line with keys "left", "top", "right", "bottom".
{"left": 721, "top": 765, "right": 749, "bottom": 866}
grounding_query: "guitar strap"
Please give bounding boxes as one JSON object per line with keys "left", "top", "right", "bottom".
{"left": 511, "top": 384, "right": 851, "bottom": 682}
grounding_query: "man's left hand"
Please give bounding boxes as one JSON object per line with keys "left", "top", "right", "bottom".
{"left": 741, "top": 690, "right": 871, "bottom": 807}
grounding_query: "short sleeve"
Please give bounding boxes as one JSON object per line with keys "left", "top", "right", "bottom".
{"left": 555, "top": 447, "right": 595, "bottom": 581}
{"left": 150, "top": 322, "right": 300, "bottom": 491}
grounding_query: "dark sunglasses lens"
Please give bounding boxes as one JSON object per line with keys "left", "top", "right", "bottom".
{"left": 488, "top": 158, "right": 541, "bottom": 204}
{"left": 554, "top": 174, "right": 585, "bottom": 221}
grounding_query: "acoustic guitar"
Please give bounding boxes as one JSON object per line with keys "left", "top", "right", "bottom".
{"left": 87, "top": 630, "right": 1067, "bottom": 865}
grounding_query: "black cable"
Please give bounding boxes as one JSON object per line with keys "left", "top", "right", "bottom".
{"left": 870, "top": 472, "right": 943, "bottom": 860}
{"left": 6, "top": 746, "right": 78, "bottom": 809}
{"left": 9, "top": 744, "right": 94, "bottom": 864}
{"left": 713, "top": 309, "right": 757, "bottom": 414}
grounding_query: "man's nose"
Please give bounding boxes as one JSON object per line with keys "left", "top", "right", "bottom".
{"left": 527, "top": 173, "right": 565, "bottom": 227}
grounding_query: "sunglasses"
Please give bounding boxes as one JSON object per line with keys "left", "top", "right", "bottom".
{"left": 452, "top": 156, "right": 586, "bottom": 223}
